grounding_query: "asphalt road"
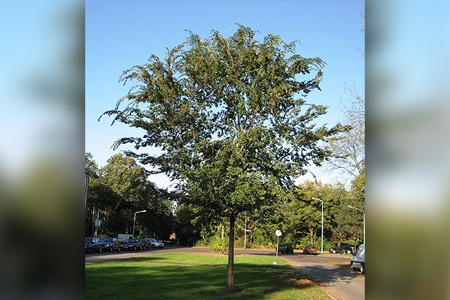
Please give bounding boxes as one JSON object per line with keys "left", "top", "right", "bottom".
{"left": 85, "top": 246, "right": 364, "bottom": 299}
{"left": 281, "top": 252, "right": 365, "bottom": 300}
{"left": 85, "top": 246, "right": 175, "bottom": 263}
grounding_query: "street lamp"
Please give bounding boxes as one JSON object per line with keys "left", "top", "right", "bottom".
{"left": 244, "top": 219, "right": 251, "bottom": 250}
{"left": 313, "top": 198, "right": 324, "bottom": 254}
{"left": 132, "top": 210, "right": 147, "bottom": 237}
{"left": 275, "top": 229, "right": 282, "bottom": 256}
{"left": 348, "top": 205, "right": 365, "bottom": 244}
{"left": 309, "top": 172, "right": 324, "bottom": 254}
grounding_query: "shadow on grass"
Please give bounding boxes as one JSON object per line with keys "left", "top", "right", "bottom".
{"left": 86, "top": 259, "right": 328, "bottom": 299}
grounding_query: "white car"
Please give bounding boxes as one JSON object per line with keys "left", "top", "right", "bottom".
{"left": 351, "top": 244, "right": 365, "bottom": 274}
{"left": 150, "top": 238, "right": 165, "bottom": 248}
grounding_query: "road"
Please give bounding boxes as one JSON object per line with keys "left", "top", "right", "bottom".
{"left": 281, "top": 252, "right": 365, "bottom": 300}
{"left": 85, "top": 246, "right": 364, "bottom": 299}
{"left": 85, "top": 247, "right": 176, "bottom": 263}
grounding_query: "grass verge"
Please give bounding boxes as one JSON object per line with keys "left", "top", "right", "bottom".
{"left": 85, "top": 252, "right": 331, "bottom": 299}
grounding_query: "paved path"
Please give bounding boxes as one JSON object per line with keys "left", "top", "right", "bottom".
{"left": 282, "top": 254, "right": 365, "bottom": 300}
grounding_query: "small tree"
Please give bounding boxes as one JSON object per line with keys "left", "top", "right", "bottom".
{"left": 101, "top": 25, "right": 345, "bottom": 292}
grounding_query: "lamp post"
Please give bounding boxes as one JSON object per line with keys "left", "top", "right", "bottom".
{"left": 309, "top": 172, "right": 323, "bottom": 254}
{"left": 132, "top": 210, "right": 147, "bottom": 237}
{"left": 243, "top": 218, "right": 252, "bottom": 250}
{"left": 275, "top": 230, "right": 282, "bottom": 256}
{"left": 313, "top": 198, "right": 324, "bottom": 254}
{"left": 348, "top": 205, "right": 365, "bottom": 244}
{"left": 244, "top": 219, "right": 247, "bottom": 250}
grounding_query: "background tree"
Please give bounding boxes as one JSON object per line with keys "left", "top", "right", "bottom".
{"left": 85, "top": 152, "right": 99, "bottom": 176}
{"left": 101, "top": 25, "right": 346, "bottom": 292}
{"left": 85, "top": 153, "right": 120, "bottom": 236}
{"left": 325, "top": 89, "right": 365, "bottom": 179}
{"left": 137, "top": 185, "right": 174, "bottom": 239}
{"left": 316, "top": 181, "right": 348, "bottom": 246}
{"left": 346, "top": 169, "right": 365, "bottom": 243}
{"left": 84, "top": 179, "right": 120, "bottom": 236}
{"left": 284, "top": 181, "right": 329, "bottom": 246}
{"left": 173, "top": 202, "right": 202, "bottom": 246}
{"left": 277, "top": 180, "right": 351, "bottom": 250}
{"left": 99, "top": 154, "right": 148, "bottom": 234}
{"left": 85, "top": 153, "right": 174, "bottom": 238}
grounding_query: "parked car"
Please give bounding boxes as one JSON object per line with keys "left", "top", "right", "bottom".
{"left": 351, "top": 243, "right": 365, "bottom": 274}
{"left": 278, "top": 243, "right": 294, "bottom": 254}
{"left": 149, "top": 238, "right": 164, "bottom": 248}
{"left": 98, "top": 238, "right": 123, "bottom": 252}
{"left": 121, "top": 238, "right": 143, "bottom": 251}
{"left": 85, "top": 237, "right": 101, "bottom": 254}
{"left": 140, "top": 238, "right": 152, "bottom": 250}
{"left": 329, "top": 244, "right": 354, "bottom": 254}
{"left": 118, "top": 233, "right": 134, "bottom": 240}
{"left": 303, "top": 245, "right": 318, "bottom": 255}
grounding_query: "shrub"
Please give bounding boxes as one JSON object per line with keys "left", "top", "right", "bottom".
{"left": 194, "top": 239, "right": 208, "bottom": 247}
{"left": 208, "top": 235, "right": 228, "bottom": 253}
{"left": 295, "top": 236, "right": 334, "bottom": 251}
{"left": 315, "top": 237, "right": 335, "bottom": 251}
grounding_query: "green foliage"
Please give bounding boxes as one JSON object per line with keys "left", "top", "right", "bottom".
{"left": 316, "top": 237, "right": 335, "bottom": 251}
{"left": 85, "top": 153, "right": 174, "bottom": 238}
{"left": 101, "top": 25, "right": 344, "bottom": 223}
{"left": 343, "top": 169, "right": 365, "bottom": 242}
{"left": 85, "top": 152, "right": 99, "bottom": 176}
{"left": 271, "top": 179, "right": 361, "bottom": 250}
{"left": 174, "top": 202, "right": 202, "bottom": 246}
{"left": 100, "top": 25, "right": 346, "bottom": 291}
{"left": 297, "top": 236, "right": 313, "bottom": 249}
{"left": 194, "top": 239, "right": 208, "bottom": 247}
{"left": 100, "top": 154, "right": 146, "bottom": 207}
{"left": 208, "top": 234, "right": 229, "bottom": 253}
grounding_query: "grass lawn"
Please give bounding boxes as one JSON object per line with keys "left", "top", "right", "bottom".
{"left": 85, "top": 252, "right": 331, "bottom": 299}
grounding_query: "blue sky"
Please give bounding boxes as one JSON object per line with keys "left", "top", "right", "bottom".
{"left": 86, "top": 0, "right": 364, "bottom": 188}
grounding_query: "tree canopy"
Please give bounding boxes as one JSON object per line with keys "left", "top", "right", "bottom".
{"left": 101, "top": 25, "right": 347, "bottom": 291}
{"left": 85, "top": 153, "right": 173, "bottom": 238}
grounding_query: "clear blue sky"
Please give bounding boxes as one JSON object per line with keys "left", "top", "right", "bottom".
{"left": 86, "top": 0, "right": 365, "bottom": 188}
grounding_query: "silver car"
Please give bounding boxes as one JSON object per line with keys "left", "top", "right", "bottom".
{"left": 350, "top": 244, "right": 365, "bottom": 274}
{"left": 150, "top": 238, "right": 164, "bottom": 248}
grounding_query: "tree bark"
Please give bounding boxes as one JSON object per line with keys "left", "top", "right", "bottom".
{"left": 227, "top": 214, "right": 235, "bottom": 292}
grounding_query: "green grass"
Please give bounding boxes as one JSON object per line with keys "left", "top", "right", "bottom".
{"left": 85, "top": 252, "right": 331, "bottom": 299}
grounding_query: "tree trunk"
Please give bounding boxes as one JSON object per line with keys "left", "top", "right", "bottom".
{"left": 227, "top": 214, "right": 235, "bottom": 292}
